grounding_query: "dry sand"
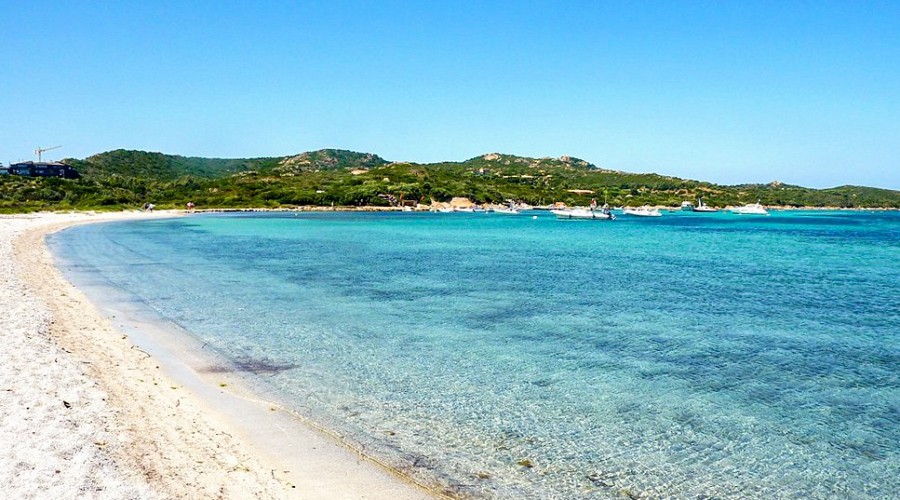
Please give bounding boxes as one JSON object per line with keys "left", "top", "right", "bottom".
{"left": 0, "top": 211, "right": 435, "bottom": 499}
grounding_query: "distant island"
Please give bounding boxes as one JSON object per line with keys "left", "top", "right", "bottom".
{"left": 2, "top": 148, "right": 899, "bottom": 212}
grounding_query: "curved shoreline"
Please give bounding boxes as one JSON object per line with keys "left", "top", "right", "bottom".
{"left": 2, "top": 211, "right": 436, "bottom": 499}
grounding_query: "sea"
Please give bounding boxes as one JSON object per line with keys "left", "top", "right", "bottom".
{"left": 48, "top": 209, "right": 899, "bottom": 499}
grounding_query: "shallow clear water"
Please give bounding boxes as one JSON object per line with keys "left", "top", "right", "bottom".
{"left": 50, "top": 210, "right": 900, "bottom": 498}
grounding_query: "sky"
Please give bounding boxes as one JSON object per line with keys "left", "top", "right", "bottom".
{"left": 2, "top": 1, "right": 898, "bottom": 189}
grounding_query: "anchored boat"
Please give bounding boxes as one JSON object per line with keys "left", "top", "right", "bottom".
{"left": 551, "top": 208, "right": 615, "bottom": 220}
{"left": 694, "top": 198, "right": 719, "bottom": 213}
{"left": 729, "top": 201, "right": 769, "bottom": 215}
{"left": 622, "top": 206, "right": 662, "bottom": 217}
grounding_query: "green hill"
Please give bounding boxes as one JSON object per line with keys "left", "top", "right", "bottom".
{"left": 461, "top": 153, "right": 597, "bottom": 171}
{"left": 1, "top": 148, "right": 898, "bottom": 212}
{"left": 273, "top": 149, "right": 388, "bottom": 175}
{"left": 65, "top": 148, "right": 389, "bottom": 180}
{"left": 66, "top": 149, "right": 281, "bottom": 180}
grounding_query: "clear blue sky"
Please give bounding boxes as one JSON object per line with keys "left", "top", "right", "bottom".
{"left": 2, "top": 1, "right": 898, "bottom": 189}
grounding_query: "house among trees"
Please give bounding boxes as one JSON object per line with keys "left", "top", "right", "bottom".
{"left": 7, "top": 161, "right": 80, "bottom": 179}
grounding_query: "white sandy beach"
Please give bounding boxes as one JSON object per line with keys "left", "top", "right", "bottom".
{"left": 0, "top": 211, "right": 434, "bottom": 499}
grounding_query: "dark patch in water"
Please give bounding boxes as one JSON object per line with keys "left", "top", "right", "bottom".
{"left": 529, "top": 378, "right": 555, "bottom": 388}
{"left": 201, "top": 357, "right": 297, "bottom": 375}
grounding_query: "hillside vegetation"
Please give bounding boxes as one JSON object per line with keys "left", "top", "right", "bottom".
{"left": 1, "top": 149, "right": 898, "bottom": 212}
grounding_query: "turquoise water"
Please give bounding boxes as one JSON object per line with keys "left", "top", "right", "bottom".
{"left": 50, "top": 210, "right": 899, "bottom": 498}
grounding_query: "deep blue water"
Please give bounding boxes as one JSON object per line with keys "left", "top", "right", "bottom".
{"left": 50, "top": 210, "right": 900, "bottom": 498}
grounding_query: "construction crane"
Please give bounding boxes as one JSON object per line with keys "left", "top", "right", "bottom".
{"left": 35, "top": 145, "right": 61, "bottom": 162}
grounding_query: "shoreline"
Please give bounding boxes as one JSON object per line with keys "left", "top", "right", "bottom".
{"left": 1, "top": 211, "right": 435, "bottom": 499}
{"left": 5, "top": 204, "right": 896, "bottom": 218}
{"left": 170, "top": 204, "right": 900, "bottom": 212}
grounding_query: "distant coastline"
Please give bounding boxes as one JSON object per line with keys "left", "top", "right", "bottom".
{"left": 190, "top": 204, "right": 898, "bottom": 211}
{"left": 153, "top": 204, "right": 900, "bottom": 214}
{"left": 3, "top": 204, "right": 895, "bottom": 219}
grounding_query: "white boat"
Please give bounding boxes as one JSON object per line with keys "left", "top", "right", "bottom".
{"left": 694, "top": 198, "right": 719, "bottom": 213}
{"left": 493, "top": 207, "right": 520, "bottom": 215}
{"left": 681, "top": 201, "right": 695, "bottom": 211}
{"left": 729, "top": 201, "right": 769, "bottom": 215}
{"left": 622, "top": 206, "right": 662, "bottom": 217}
{"left": 551, "top": 208, "right": 615, "bottom": 220}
